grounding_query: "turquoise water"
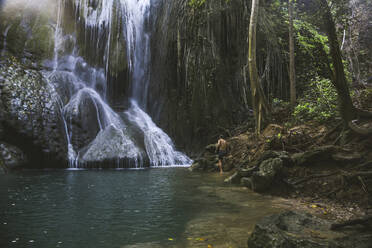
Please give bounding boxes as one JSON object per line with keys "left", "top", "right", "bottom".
{"left": 0, "top": 169, "right": 283, "bottom": 248}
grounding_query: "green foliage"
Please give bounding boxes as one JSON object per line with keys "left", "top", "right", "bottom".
{"left": 188, "top": 0, "right": 206, "bottom": 9}
{"left": 293, "top": 77, "right": 338, "bottom": 123}
{"left": 294, "top": 20, "right": 329, "bottom": 55}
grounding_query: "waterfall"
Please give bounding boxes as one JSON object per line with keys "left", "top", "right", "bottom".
{"left": 45, "top": 0, "right": 191, "bottom": 168}
{"left": 1, "top": 25, "right": 11, "bottom": 57}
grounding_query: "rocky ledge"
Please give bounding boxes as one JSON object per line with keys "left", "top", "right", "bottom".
{"left": 248, "top": 211, "right": 372, "bottom": 248}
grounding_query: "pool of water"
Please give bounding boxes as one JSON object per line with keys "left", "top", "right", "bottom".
{"left": 0, "top": 168, "right": 284, "bottom": 248}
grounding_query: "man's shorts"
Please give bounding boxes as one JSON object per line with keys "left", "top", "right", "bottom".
{"left": 218, "top": 150, "right": 227, "bottom": 160}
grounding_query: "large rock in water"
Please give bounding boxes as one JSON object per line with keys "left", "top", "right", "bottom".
{"left": 0, "top": 142, "right": 27, "bottom": 172}
{"left": 0, "top": 59, "right": 67, "bottom": 167}
{"left": 80, "top": 124, "right": 144, "bottom": 167}
{"left": 248, "top": 211, "right": 372, "bottom": 248}
{"left": 0, "top": 142, "right": 27, "bottom": 167}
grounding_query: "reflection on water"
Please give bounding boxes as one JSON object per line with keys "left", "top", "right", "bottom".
{"left": 0, "top": 169, "right": 283, "bottom": 247}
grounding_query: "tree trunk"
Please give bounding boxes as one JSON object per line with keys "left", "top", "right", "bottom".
{"left": 289, "top": 0, "right": 296, "bottom": 107}
{"left": 248, "top": 0, "right": 270, "bottom": 134}
{"left": 320, "top": 0, "right": 356, "bottom": 123}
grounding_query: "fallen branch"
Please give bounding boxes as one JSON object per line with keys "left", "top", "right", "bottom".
{"left": 344, "top": 171, "right": 372, "bottom": 178}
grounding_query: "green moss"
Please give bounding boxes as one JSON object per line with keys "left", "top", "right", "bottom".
{"left": 26, "top": 24, "right": 55, "bottom": 60}
{"left": 188, "top": 0, "right": 207, "bottom": 9}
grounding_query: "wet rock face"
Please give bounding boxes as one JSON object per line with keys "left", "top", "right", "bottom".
{"left": 0, "top": 142, "right": 27, "bottom": 171}
{"left": 248, "top": 211, "right": 372, "bottom": 248}
{"left": 149, "top": 0, "right": 251, "bottom": 151}
{"left": 0, "top": 59, "right": 67, "bottom": 167}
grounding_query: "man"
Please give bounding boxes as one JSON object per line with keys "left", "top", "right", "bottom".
{"left": 215, "top": 135, "right": 228, "bottom": 174}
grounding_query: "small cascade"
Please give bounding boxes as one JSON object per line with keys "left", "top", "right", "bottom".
{"left": 53, "top": 0, "right": 64, "bottom": 71}
{"left": 73, "top": 0, "right": 116, "bottom": 76}
{"left": 1, "top": 25, "right": 11, "bottom": 57}
{"left": 126, "top": 100, "right": 192, "bottom": 167}
{"left": 123, "top": 0, "right": 151, "bottom": 105}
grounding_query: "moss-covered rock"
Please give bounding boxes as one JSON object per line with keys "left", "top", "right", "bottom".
{"left": 0, "top": 58, "right": 67, "bottom": 167}
{"left": 0, "top": 0, "right": 57, "bottom": 62}
{"left": 0, "top": 142, "right": 27, "bottom": 171}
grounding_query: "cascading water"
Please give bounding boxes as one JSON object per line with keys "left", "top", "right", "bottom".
{"left": 120, "top": 0, "right": 191, "bottom": 167}
{"left": 1, "top": 25, "right": 11, "bottom": 57}
{"left": 46, "top": 0, "right": 191, "bottom": 168}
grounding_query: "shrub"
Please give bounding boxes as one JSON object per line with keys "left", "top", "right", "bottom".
{"left": 293, "top": 77, "right": 338, "bottom": 123}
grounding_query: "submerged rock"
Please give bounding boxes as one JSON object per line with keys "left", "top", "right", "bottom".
{"left": 248, "top": 211, "right": 372, "bottom": 248}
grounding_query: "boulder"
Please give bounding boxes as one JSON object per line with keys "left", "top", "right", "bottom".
{"left": 80, "top": 124, "right": 144, "bottom": 167}
{"left": 189, "top": 144, "right": 219, "bottom": 172}
{"left": 249, "top": 158, "right": 283, "bottom": 192}
{"left": 248, "top": 211, "right": 372, "bottom": 248}
{"left": 0, "top": 142, "right": 27, "bottom": 171}
{"left": 0, "top": 59, "right": 67, "bottom": 166}
{"left": 190, "top": 156, "right": 219, "bottom": 172}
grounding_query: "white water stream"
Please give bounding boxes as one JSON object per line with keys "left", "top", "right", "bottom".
{"left": 1, "top": 25, "right": 11, "bottom": 57}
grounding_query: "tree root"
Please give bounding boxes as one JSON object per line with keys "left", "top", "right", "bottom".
{"left": 290, "top": 171, "right": 340, "bottom": 186}
{"left": 344, "top": 171, "right": 372, "bottom": 178}
{"left": 348, "top": 108, "right": 372, "bottom": 135}
{"left": 330, "top": 215, "right": 372, "bottom": 230}
{"left": 349, "top": 120, "right": 372, "bottom": 135}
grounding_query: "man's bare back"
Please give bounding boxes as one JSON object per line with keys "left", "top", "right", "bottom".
{"left": 216, "top": 137, "right": 228, "bottom": 174}
{"left": 217, "top": 138, "right": 227, "bottom": 152}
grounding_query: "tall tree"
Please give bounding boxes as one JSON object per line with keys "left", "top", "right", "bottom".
{"left": 319, "top": 0, "right": 356, "bottom": 124}
{"left": 248, "top": 0, "right": 270, "bottom": 134}
{"left": 289, "top": 0, "right": 296, "bottom": 106}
